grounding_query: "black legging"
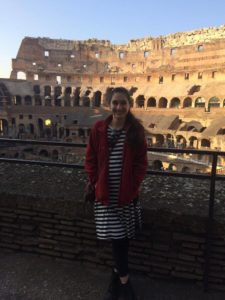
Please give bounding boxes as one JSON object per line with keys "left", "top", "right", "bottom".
{"left": 112, "top": 239, "right": 130, "bottom": 277}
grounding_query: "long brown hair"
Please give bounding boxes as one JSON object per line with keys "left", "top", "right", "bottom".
{"left": 108, "top": 87, "right": 145, "bottom": 147}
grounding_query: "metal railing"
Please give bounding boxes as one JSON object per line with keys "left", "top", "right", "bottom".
{"left": 0, "top": 138, "right": 225, "bottom": 291}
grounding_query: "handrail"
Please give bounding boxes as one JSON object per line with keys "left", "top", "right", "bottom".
{"left": 0, "top": 138, "right": 224, "bottom": 291}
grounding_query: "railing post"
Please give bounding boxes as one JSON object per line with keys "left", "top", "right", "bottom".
{"left": 204, "top": 153, "right": 217, "bottom": 291}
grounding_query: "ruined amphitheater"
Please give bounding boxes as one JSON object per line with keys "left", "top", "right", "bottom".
{"left": 1, "top": 25, "right": 225, "bottom": 172}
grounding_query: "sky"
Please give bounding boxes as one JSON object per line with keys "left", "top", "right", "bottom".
{"left": 1, "top": 0, "right": 225, "bottom": 78}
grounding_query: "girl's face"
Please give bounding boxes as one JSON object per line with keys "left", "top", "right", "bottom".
{"left": 110, "top": 92, "right": 130, "bottom": 121}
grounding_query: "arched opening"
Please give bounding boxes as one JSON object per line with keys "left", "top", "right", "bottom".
{"left": 147, "top": 97, "right": 156, "bottom": 107}
{"left": 176, "top": 135, "right": 187, "bottom": 148}
{"left": 152, "top": 160, "right": 163, "bottom": 170}
{"left": 183, "top": 97, "right": 192, "bottom": 108}
{"left": 158, "top": 97, "right": 168, "bottom": 108}
{"left": 17, "top": 71, "right": 26, "bottom": 80}
{"left": 0, "top": 119, "right": 8, "bottom": 136}
{"left": 78, "top": 128, "right": 85, "bottom": 137}
{"left": 168, "top": 163, "right": 177, "bottom": 171}
{"left": 38, "top": 118, "right": 44, "bottom": 138}
{"left": 103, "top": 88, "right": 113, "bottom": 106}
{"left": 82, "top": 90, "right": 91, "bottom": 107}
{"left": 201, "top": 139, "right": 210, "bottom": 148}
{"left": 44, "top": 85, "right": 51, "bottom": 96}
{"left": 35, "top": 95, "right": 42, "bottom": 106}
{"left": 217, "top": 128, "right": 225, "bottom": 135}
{"left": 182, "top": 166, "right": 191, "bottom": 173}
{"left": 83, "top": 97, "right": 90, "bottom": 107}
{"left": 65, "top": 87, "right": 72, "bottom": 94}
{"left": 15, "top": 95, "right": 22, "bottom": 105}
{"left": 154, "top": 134, "right": 164, "bottom": 147}
{"left": 33, "top": 85, "right": 40, "bottom": 94}
{"left": 52, "top": 149, "right": 59, "bottom": 160}
{"left": 39, "top": 149, "right": 49, "bottom": 157}
{"left": 136, "top": 95, "right": 145, "bottom": 108}
{"left": 54, "top": 86, "right": 62, "bottom": 106}
{"left": 27, "top": 124, "right": 34, "bottom": 134}
{"left": 18, "top": 123, "right": 25, "bottom": 134}
{"left": 208, "top": 97, "right": 220, "bottom": 110}
{"left": 189, "top": 136, "right": 198, "bottom": 148}
{"left": 195, "top": 97, "right": 205, "bottom": 108}
{"left": 93, "top": 91, "right": 102, "bottom": 107}
{"left": 74, "top": 87, "right": 81, "bottom": 106}
{"left": 45, "top": 96, "right": 52, "bottom": 106}
{"left": 166, "top": 134, "right": 175, "bottom": 147}
{"left": 170, "top": 97, "right": 180, "bottom": 108}
{"left": 64, "top": 86, "right": 72, "bottom": 107}
{"left": 24, "top": 95, "right": 32, "bottom": 105}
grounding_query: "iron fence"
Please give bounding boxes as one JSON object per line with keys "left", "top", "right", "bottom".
{"left": 0, "top": 138, "right": 225, "bottom": 291}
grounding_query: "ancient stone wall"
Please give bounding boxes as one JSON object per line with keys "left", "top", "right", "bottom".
{"left": 0, "top": 163, "right": 225, "bottom": 291}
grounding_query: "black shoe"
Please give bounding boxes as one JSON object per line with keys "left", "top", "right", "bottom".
{"left": 103, "top": 270, "right": 119, "bottom": 300}
{"left": 119, "top": 280, "right": 137, "bottom": 300}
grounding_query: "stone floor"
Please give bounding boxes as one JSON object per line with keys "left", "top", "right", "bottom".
{"left": 0, "top": 252, "right": 224, "bottom": 300}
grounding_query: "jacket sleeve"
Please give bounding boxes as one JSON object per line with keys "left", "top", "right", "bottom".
{"left": 133, "top": 129, "right": 148, "bottom": 191}
{"left": 85, "top": 126, "right": 98, "bottom": 185}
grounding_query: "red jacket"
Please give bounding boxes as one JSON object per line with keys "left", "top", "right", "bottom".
{"left": 85, "top": 115, "right": 148, "bottom": 206}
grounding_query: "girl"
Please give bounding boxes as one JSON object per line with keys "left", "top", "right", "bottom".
{"left": 85, "top": 87, "right": 148, "bottom": 300}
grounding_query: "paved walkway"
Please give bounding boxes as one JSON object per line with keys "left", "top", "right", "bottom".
{"left": 0, "top": 252, "right": 224, "bottom": 300}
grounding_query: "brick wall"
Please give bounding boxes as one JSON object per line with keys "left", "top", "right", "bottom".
{"left": 1, "top": 193, "right": 225, "bottom": 291}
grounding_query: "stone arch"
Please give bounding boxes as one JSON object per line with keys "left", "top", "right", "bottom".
{"left": 0, "top": 119, "right": 8, "bottom": 135}
{"left": 74, "top": 87, "right": 81, "bottom": 106}
{"left": 170, "top": 97, "right": 180, "bottom": 108}
{"left": 38, "top": 118, "right": 44, "bottom": 138}
{"left": 17, "top": 71, "right": 26, "bottom": 80}
{"left": 64, "top": 87, "right": 72, "bottom": 107}
{"left": 15, "top": 95, "right": 22, "bottom": 105}
{"left": 44, "top": 86, "right": 52, "bottom": 106}
{"left": 27, "top": 123, "right": 34, "bottom": 134}
{"left": 52, "top": 149, "right": 59, "bottom": 160}
{"left": 208, "top": 97, "right": 220, "bottom": 110}
{"left": 93, "top": 91, "right": 102, "bottom": 107}
{"left": 24, "top": 95, "right": 32, "bottom": 105}
{"left": 189, "top": 136, "right": 198, "bottom": 148}
{"left": 147, "top": 97, "right": 156, "bottom": 107}
{"left": 33, "top": 85, "right": 40, "bottom": 94}
{"left": 44, "top": 85, "right": 51, "bottom": 96}
{"left": 155, "top": 134, "right": 164, "bottom": 147}
{"left": 45, "top": 96, "right": 52, "bottom": 106}
{"left": 35, "top": 95, "right": 42, "bottom": 106}
{"left": 65, "top": 87, "right": 72, "bottom": 95}
{"left": 176, "top": 135, "right": 187, "bottom": 148}
{"left": 201, "top": 139, "right": 210, "bottom": 148}
{"left": 18, "top": 123, "right": 25, "bottom": 134}
{"left": 166, "top": 134, "right": 175, "bottom": 147}
{"left": 102, "top": 87, "right": 113, "bottom": 106}
{"left": 182, "top": 166, "right": 191, "bottom": 173}
{"left": 54, "top": 86, "right": 62, "bottom": 106}
{"left": 195, "top": 97, "right": 205, "bottom": 108}
{"left": 158, "top": 97, "right": 168, "bottom": 108}
{"left": 78, "top": 128, "right": 85, "bottom": 137}
{"left": 168, "top": 163, "right": 177, "bottom": 171}
{"left": 152, "top": 160, "right": 163, "bottom": 170}
{"left": 39, "top": 149, "right": 49, "bottom": 157}
{"left": 136, "top": 95, "right": 145, "bottom": 108}
{"left": 183, "top": 97, "right": 192, "bottom": 108}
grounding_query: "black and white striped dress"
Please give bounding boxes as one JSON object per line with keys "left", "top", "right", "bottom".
{"left": 94, "top": 126, "right": 142, "bottom": 240}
